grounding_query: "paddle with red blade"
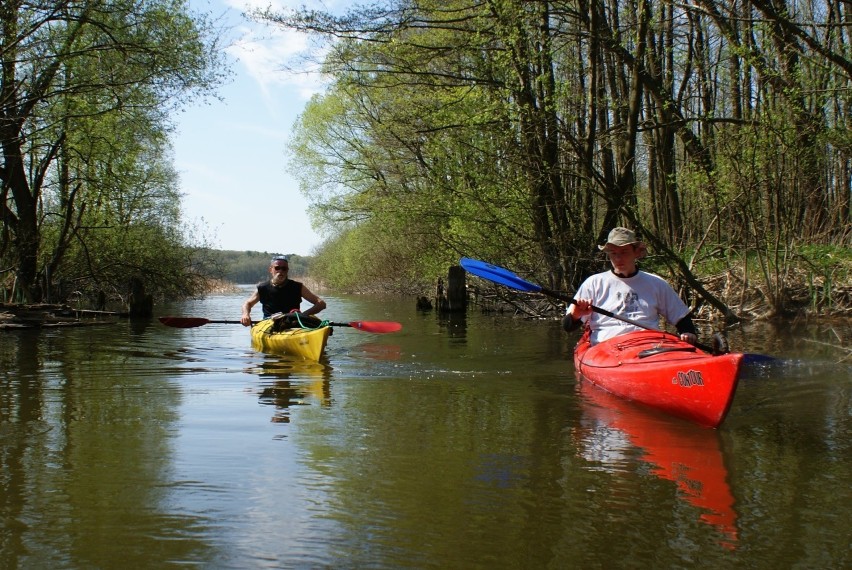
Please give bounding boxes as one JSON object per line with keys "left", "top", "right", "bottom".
{"left": 459, "top": 257, "right": 776, "bottom": 362}
{"left": 158, "top": 316, "right": 402, "bottom": 333}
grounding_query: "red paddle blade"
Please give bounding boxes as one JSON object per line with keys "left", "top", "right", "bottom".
{"left": 347, "top": 321, "right": 402, "bottom": 333}
{"left": 158, "top": 316, "right": 211, "bottom": 328}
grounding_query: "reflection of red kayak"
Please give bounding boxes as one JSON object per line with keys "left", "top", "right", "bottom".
{"left": 574, "top": 330, "right": 743, "bottom": 428}
{"left": 577, "top": 381, "right": 739, "bottom": 548}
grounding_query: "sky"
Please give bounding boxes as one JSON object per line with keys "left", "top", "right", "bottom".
{"left": 174, "top": 0, "right": 338, "bottom": 256}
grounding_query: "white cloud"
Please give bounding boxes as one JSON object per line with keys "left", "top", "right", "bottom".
{"left": 220, "top": 4, "right": 331, "bottom": 103}
{"left": 174, "top": 0, "right": 335, "bottom": 254}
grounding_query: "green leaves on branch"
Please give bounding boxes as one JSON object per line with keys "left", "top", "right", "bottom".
{"left": 260, "top": 0, "right": 851, "bottom": 316}
{"left": 1, "top": 0, "right": 228, "bottom": 304}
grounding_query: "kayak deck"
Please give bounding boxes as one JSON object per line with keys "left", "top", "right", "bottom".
{"left": 574, "top": 330, "right": 743, "bottom": 428}
{"left": 250, "top": 319, "right": 331, "bottom": 361}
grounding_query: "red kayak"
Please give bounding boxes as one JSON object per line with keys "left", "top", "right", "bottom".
{"left": 574, "top": 330, "right": 743, "bottom": 428}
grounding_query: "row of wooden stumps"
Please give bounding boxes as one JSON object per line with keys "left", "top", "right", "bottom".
{"left": 0, "top": 276, "right": 153, "bottom": 329}
{"left": 417, "top": 265, "right": 467, "bottom": 313}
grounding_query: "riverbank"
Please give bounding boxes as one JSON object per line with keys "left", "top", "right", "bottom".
{"left": 462, "top": 258, "right": 852, "bottom": 323}
{"left": 6, "top": 257, "right": 847, "bottom": 327}
{"left": 0, "top": 303, "right": 127, "bottom": 328}
{"left": 695, "top": 266, "right": 851, "bottom": 320}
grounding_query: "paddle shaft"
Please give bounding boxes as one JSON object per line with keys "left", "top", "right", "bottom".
{"left": 459, "top": 258, "right": 716, "bottom": 352}
{"left": 160, "top": 319, "right": 244, "bottom": 325}
{"left": 537, "top": 285, "right": 650, "bottom": 330}
{"left": 163, "top": 320, "right": 369, "bottom": 326}
{"left": 540, "top": 285, "right": 716, "bottom": 353}
{"left": 158, "top": 316, "right": 401, "bottom": 333}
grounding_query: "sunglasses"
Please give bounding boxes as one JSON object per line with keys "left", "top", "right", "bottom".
{"left": 273, "top": 265, "right": 289, "bottom": 271}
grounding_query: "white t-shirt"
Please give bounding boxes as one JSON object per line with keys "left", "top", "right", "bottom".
{"left": 570, "top": 270, "right": 691, "bottom": 344}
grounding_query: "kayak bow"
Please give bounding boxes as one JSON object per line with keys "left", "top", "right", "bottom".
{"left": 574, "top": 330, "right": 743, "bottom": 428}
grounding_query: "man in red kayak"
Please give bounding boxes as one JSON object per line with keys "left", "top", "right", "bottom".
{"left": 240, "top": 255, "right": 326, "bottom": 326}
{"left": 562, "top": 227, "right": 698, "bottom": 346}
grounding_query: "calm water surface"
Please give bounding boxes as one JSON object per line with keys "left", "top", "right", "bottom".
{"left": 1, "top": 287, "right": 849, "bottom": 569}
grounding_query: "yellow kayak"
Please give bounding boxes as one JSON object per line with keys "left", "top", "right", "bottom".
{"left": 250, "top": 319, "right": 332, "bottom": 361}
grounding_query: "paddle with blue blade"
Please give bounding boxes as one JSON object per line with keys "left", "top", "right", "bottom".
{"left": 459, "top": 257, "right": 774, "bottom": 361}
{"left": 460, "top": 257, "right": 651, "bottom": 330}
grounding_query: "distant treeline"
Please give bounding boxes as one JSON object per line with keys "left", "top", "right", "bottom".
{"left": 209, "top": 250, "right": 313, "bottom": 285}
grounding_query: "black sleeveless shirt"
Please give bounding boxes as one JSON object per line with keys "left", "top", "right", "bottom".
{"left": 257, "top": 279, "right": 303, "bottom": 317}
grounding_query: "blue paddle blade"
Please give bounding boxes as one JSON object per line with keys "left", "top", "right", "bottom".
{"left": 742, "top": 353, "right": 780, "bottom": 365}
{"left": 459, "top": 258, "right": 543, "bottom": 293}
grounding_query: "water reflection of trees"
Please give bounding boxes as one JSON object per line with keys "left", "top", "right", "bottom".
{"left": 0, "top": 327, "right": 214, "bottom": 567}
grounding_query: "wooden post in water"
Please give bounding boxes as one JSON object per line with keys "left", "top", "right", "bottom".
{"left": 435, "top": 277, "right": 447, "bottom": 312}
{"left": 445, "top": 265, "right": 467, "bottom": 313}
{"left": 128, "top": 276, "right": 153, "bottom": 318}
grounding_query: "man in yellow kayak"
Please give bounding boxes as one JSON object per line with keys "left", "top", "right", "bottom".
{"left": 562, "top": 227, "right": 698, "bottom": 346}
{"left": 240, "top": 255, "right": 326, "bottom": 327}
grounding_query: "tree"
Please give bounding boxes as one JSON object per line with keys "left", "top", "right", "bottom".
{"left": 1, "top": 0, "right": 226, "bottom": 302}
{"left": 260, "top": 0, "right": 852, "bottom": 317}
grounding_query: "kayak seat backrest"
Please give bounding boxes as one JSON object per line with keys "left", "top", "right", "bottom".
{"left": 637, "top": 346, "right": 697, "bottom": 358}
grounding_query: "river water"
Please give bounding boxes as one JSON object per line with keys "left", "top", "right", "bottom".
{"left": 1, "top": 287, "right": 849, "bottom": 569}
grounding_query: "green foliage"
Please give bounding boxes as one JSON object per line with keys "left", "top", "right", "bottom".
{"left": 288, "top": 27, "right": 545, "bottom": 291}
{"left": 259, "top": 0, "right": 852, "bottom": 315}
{"left": 0, "top": 0, "right": 228, "bottom": 304}
{"left": 797, "top": 245, "right": 852, "bottom": 312}
{"left": 310, "top": 222, "right": 435, "bottom": 294}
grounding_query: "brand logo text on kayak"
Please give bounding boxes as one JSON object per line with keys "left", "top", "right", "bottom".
{"left": 672, "top": 370, "right": 704, "bottom": 387}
